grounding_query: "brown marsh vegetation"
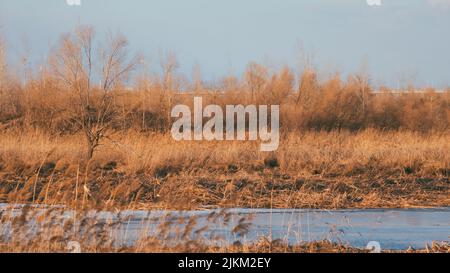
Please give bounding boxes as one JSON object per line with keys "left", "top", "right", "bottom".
{"left": 0, "top": 26, "right": 448, "bottom": 211}
{"left": 0, "top": 26, "right": 449, "bottom": 254}
{"left": 0, "top": 130, "right": 448, "bottom": 210}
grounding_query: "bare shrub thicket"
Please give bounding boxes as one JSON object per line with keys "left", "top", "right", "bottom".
{"left": 0, "top": 27, "right": 448, "bottom": 140}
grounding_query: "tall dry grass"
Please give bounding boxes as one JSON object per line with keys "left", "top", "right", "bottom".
{"left": 0, "top": 129, "right": 448, "bottom": 209}
{"left": 1, "top": 129, "right": 447, "bottom": 179}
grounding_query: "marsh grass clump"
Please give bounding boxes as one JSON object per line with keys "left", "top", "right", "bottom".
{"left": 264, "top": 156, "right": 280, "bottom": 169}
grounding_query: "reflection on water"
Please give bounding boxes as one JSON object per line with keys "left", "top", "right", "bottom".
{"left": 1, "top": 204, "right": 449, "bottom": 250}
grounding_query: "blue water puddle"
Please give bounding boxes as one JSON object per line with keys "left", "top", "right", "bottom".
{"left": 1, "top": 204, "right": 449, "bottom": 250}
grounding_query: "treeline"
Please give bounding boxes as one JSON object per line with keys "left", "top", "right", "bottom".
{"left": 0, "top": 28, "right": 449, "bottom": 135}
{"left": 1, "top": 72, "right": 448, "bottom": 134}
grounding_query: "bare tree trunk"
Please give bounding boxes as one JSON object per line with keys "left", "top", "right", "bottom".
{"left": 85, "top": 131, "right": 95, "bottom": 160}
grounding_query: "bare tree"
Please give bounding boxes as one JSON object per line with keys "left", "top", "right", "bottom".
{"left": 355, "top": 60, "right": 371, "bottom": 117}
{"left": 0, "top": 37, "right": 6, "bottom": 120}
{"left": 296, "top": 68, "right": 319, "bottom": 105}
{"left": 192, "top": 63, "right": 202, "bottom": 94}
{"left": 266, "top": 66, "right": 295, "bottom": 105}
{"left": 159, "top": 51, "right": 179, "bottom": 129}
{"left": 354, "top": 73, "right": 370, "bottom": 117}
{"left": 160, "top": 51, "right": 179, "bottom": 94}
{"left": 50, "top": 26, "right": 140, "bottom": 159}
{"left": 0, "top": 37, "right": 5, "bottom": 91}
{"left": 245, "top": 62, "right": 268, "bottom": 102}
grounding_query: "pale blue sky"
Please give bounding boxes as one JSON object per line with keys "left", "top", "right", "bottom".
{"left": 1, "top": 0, "right": 449, "bottom": 87}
